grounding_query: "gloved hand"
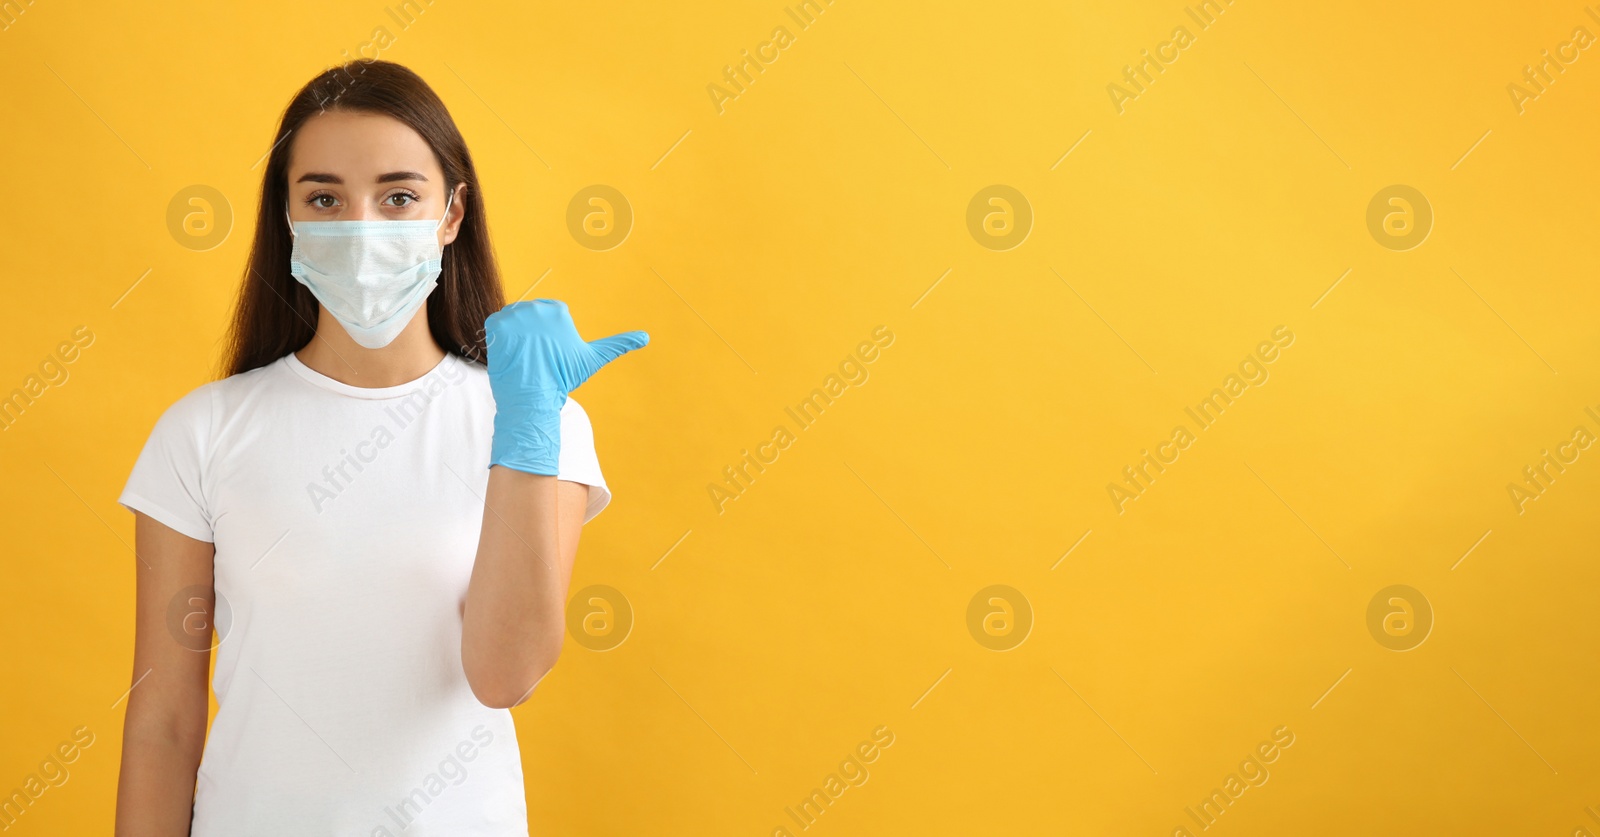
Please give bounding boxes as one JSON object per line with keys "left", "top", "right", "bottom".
{"left": 485, "top": 299, "right": 649, "bottom": 476}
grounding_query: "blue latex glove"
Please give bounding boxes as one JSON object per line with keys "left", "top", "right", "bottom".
{"left": 485, "top": 299, "right": 649, "bottom": 476}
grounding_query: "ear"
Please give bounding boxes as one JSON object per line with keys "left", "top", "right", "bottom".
{"left": 442, "top": 182, "right": 468, "bottom": 247}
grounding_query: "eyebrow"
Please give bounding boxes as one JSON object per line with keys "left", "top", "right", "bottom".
{"left": 294, "top": 171, "right": 430, "bottom": 185}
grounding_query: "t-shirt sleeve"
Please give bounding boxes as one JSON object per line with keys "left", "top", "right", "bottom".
{"left": 118, "top": 384, "right": 215, "bottom": 543}
{"left": 557, "top": 397, "right": 612, "bottom": 524}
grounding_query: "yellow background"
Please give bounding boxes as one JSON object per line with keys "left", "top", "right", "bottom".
{"left": 4, "top": 0, "right": 1599, "bottom": 833}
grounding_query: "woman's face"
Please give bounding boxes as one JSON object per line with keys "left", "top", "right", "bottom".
{"left": 285, "top": 109, "right": 463, "bottom": 247}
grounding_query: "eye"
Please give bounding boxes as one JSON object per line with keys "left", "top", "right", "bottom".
{"left": 303, "top": 191, "right": 338, "bottom": 209}
{"left": 385, "top": 190, "right": 421, "bottom": 208}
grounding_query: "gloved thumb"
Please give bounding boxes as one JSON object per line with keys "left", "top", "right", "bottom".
{"left": 587, "top": 330, "right": 650, "bottom": 367}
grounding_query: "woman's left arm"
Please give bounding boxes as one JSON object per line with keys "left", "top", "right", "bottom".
{"left": 460, "top": 468, "right": 587, "bottom": 709}
{"left": 459, "top": 299, "right": 646, "bottom": 709}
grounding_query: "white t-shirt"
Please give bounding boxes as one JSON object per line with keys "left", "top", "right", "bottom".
{"left": 117, "top": 350, "right": 610, "bottom": 836}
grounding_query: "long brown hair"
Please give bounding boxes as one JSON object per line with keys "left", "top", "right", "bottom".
{"left": 221, "top": 59, "right": 503, "bottom": 377}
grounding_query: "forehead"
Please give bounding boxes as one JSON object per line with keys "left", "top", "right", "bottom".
{"left": 287, "top": 109, "right": 441, "bottom": 179}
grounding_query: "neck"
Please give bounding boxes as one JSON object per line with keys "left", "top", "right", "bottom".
{"left": 294, "top": 307, "right": 448, "bottom": 388}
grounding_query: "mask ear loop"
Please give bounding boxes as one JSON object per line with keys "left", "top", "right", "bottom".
{"left": 434, "top": 188, "right": 456, "bottom": 287}
{"left": 435, "top": 188, "right": 455, "bottom": 234}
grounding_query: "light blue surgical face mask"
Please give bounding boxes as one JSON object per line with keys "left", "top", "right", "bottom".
{"left": 285, "top": 191, "right": 454, "bottom": 349}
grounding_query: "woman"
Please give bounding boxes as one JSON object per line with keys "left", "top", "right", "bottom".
{"left": 114, "top": 60, "right": 647, "bottom": 835}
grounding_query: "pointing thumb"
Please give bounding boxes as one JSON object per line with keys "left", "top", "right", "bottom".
{"left": 587, "top": 330, "right": 650, "bottom": 367}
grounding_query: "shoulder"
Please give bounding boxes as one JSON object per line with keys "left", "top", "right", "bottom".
{"left": 146, "top": 380, "right": 217, "bottom": 441}
{"left": 555, "top": 396, "right": 610, "bottom": 521}
{"left": 158, "top": 380, "right": 216, "bottom": 423}
{"left": 453, "top": 354, "right": 489, "bottom": 379}
{"left": 560, "top": 396, "right": 595, "bottom": 435}
{"left": 145, "top": 359, "right": 284, "bottom": 434}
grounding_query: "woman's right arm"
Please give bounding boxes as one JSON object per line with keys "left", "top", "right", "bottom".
{"left": 115, "top": 512, "right": 215, "bottom": 836}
